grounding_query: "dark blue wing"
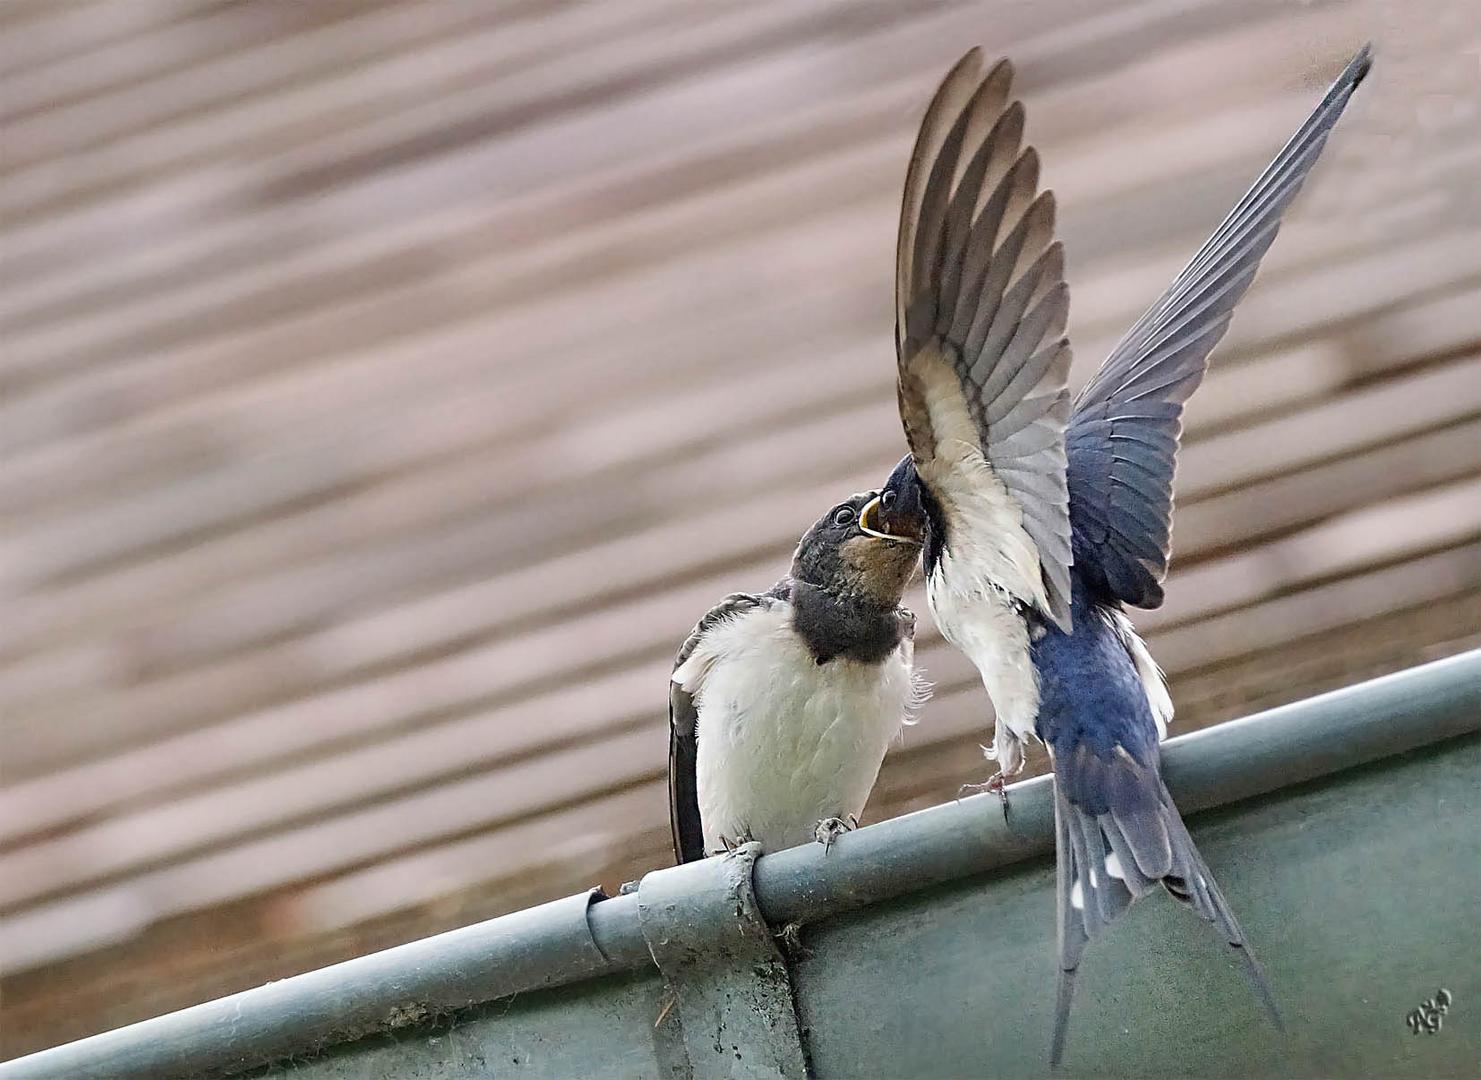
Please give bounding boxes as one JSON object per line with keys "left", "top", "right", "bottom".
{"left": 1066, "top": 45, "right": 1371, "bottom": 608}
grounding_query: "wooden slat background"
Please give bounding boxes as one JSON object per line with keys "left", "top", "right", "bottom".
{"left": 1, "top": 0, "right": 1478, "bottom": 1060}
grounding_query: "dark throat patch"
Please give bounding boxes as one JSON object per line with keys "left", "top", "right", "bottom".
{"left": 789, "top": 580, "right": 905, "bottom": 665}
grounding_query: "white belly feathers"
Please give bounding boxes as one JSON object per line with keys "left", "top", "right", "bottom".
{"left": 927, "top": 550, "right": 1041, "bottom": 772}
{"left": 673, "top": 601, "right": 925, "bottom": 855}
{"left": 907, "top": 404, "right": 1051, "bottom": 767}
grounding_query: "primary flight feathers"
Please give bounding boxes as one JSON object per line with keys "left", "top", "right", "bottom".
{"left": 895, "top": 49, "right": 1075, "bottom": 631}
{"left": 1069, "top": 44, "right": 1374, "bottom": 608}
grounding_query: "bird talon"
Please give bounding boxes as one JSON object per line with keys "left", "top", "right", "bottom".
{"left": 957, "top": 773, "right": 1013, "bottom": 823}
{"left": 776, "top": 922, "right": 811, "bottom": 959}
{"left": 814, "top": 816, "right": 857, "bottom": 852}
{"left": 955, "top": 773, "right": 1004, "bottom": 798}
{"left": 715, "top": 829, "right": 757, "bottom": 856}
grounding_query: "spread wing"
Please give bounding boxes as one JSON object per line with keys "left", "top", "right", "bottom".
{"left": 1067, "top": 45, "right": 1372, "bottom": 608}
{"left": 667, "top": 590, "right": 778, "bottom": 864}
{"left": 896, "top": 49, "right": 1074, "bottom": 630}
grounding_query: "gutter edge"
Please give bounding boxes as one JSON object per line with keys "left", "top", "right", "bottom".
{"left": 5, "top": 650, "right": 1478, "bottom": 1078}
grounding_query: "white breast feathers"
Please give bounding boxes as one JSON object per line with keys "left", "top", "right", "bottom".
{"left": 674, "top": 602, "right": 927, "bottom": 855}
{"left": 907, "top": 341, "right": 1052, "bottom": 615}
{"left": 926, "top": 556, "right": 1040, "bottom": 773}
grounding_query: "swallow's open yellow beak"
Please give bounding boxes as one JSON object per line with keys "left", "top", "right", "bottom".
{"left": 858, "top": 495, "right": 921, "bottom": 545}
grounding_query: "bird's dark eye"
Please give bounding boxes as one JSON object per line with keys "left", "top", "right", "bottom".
{"left": 881, "top": 490, "right": 897, "bottom": 510}
{"left": 833, "top": 506, "right": 856, "bottom": 526}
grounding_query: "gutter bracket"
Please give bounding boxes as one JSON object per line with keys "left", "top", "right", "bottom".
{"left": 637, "top": 843, "right": 809, "bottom": 1080}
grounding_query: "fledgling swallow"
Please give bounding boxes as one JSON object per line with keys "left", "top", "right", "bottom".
{"left": 668, "top": 491, "right": 928, "bottom": 863}
{"left": 869, "top": 44, "right": 1372, "bottom": 1063}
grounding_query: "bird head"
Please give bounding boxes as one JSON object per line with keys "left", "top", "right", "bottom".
{"left": 791, "top": 489, "right": 922, "bottom": 606}
{"left": 865, "top": 454, "right": 931, "bottom": 546}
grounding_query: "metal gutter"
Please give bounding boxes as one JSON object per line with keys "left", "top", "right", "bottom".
{"left": 3, "top": 649, "right": 1478, "bottom": 1079}
{"left": 751, "top": 646, "right": 1481, "bottom": 924}
{"left": 636, "top": 842, "right": 809, "bottom": 1079}
{"left": 0, "top": 890, "right": 622, "bottom": 1080}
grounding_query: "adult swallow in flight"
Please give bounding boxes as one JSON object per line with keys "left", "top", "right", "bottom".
{"left": 867, "top": 44, "right": 1371, "bottom": 1063}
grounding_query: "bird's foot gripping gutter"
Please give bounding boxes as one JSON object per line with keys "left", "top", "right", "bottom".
{"left": 636, "top": 842, "right": 811, "bottom": 1080}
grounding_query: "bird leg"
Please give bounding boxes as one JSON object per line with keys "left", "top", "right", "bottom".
{"left": 960, "top": 728, "right": 1025, "bottom": 822}
{"left": 957, "top": 774, "right": 1012, "bottom": 823}
{"left": 813, "top": 814, "right": 859, "bottom": 852}
{"left": 987, "top": 723, "right": 1027, "bottom": 778}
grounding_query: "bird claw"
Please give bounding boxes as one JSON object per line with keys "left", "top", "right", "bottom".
{"left": 813, "top": 815, "right": 858, "bottom": 852}
{"left": 957, "top": 772, "right": 1012, "bottom": 824}
{"left": 716, "top": 829, "right": 756, "bottom": 855}
{"left": 775, "top": 922, "right": 811, "bottom": 959}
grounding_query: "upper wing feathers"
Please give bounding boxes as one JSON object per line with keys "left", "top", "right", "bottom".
{"left": 897, "top": 49, "right": 989, "bottom": 339}
{"left": 1067, "top": 45, "right": 1371, "bottom": 608}
{"left": 896, "top": 51, "right": 1074, "bottom": 629}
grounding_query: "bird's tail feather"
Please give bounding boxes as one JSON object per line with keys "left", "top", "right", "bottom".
{"left": 1164, "top": 807, "right": 1284, "bottom": 1032}
{"left": 1050, "top": 776, "right": 1281, "bottom": 1065}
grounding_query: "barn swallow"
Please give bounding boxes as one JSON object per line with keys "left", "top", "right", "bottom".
{"left": 668, "top": 491, "right": 927, "bottom": 863}
{"left": 869, "top": 45, "right": 1372, "bottom": 1063}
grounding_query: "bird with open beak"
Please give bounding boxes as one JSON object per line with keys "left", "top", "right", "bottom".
{"left": 668, "top": 490, "right": 927, "bottom": 863}
{"left": 870, "top": 45, "right": 1371, "bottom": 1064}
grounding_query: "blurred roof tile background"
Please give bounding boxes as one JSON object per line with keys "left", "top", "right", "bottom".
{"left": 1, "top": 0, "right": 1478, "bottom": 1058}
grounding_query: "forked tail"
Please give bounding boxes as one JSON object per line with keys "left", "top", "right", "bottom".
{"left": 1050, "top": 760, "right": 1281, "bottom": 1066}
